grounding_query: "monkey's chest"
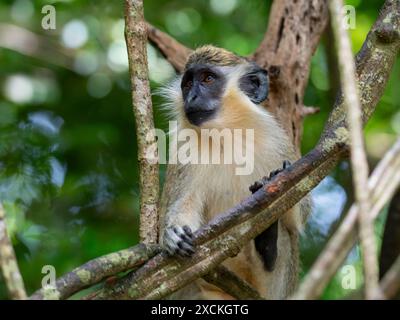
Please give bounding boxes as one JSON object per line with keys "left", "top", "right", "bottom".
{"left": 201, "top": 164, "right": 269, "bottom": 221}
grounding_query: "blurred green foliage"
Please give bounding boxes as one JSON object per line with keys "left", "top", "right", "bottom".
{"left": 0, "top": 0, "right": 398, "bottom": 299}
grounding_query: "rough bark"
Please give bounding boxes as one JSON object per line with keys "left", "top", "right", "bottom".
{"left": 252, "top": 0, "right": 329, "bottom": 151}
{"left": 125, "top": 0, "right": 159, "bottom": 244}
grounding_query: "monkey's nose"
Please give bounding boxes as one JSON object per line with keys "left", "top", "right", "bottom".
{"left": 187, "top": 92, "right": 198, "bottom": 103}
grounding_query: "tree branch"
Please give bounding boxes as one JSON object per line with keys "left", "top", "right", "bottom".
{"left": 293, "top": 137, "right": 400, "bottom": 300}
{"left": 0, "top": 23, "right": 75, "bottom": 71}
{"left": 125, "top": 0, "right": 159, "bottom": 244}
{"left": 329, "top": 0, "right": 379, "bottom": 299}
{"left": 203, "top": 266, "right": 263, "bottom": 300}
{"left": 146, "top": 23, "right": 192, "bottom": 73}
{"left": 252, "top": 0, "right": 329, "bottom": 150}
{"left": 30, "top": 244, "right": 160, "bottom": 300}
{"left": 0, "top": 204, "right": 27, "bottom": 300}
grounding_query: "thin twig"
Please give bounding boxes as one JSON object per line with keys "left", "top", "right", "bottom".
{"left": 124, "top": 0, "right": 159, "bottom": 244}
{"left": 0, "top": 204, "right": 27, "bottom": 300}
{"left": 293, "top": 138, "right": 400, "bottom": 300}
{"left": 329, "top": 0, "right": 380, "bottom": 299}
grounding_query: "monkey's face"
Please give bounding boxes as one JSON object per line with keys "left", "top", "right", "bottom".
{"left": 181, "top": 64, "right": 225, "bottom": 126}
{"left": 180, "top": 63, "right": 269, "bottom": 127}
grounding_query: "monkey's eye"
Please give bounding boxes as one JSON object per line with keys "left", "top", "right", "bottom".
{"left": 202, "top": 73, "right": 215, "bottom": 84}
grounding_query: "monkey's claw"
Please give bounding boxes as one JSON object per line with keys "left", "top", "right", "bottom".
{"left": 269, "top": 160, "right": 291, "bottom": 178}
{"left": 163, "top": 225, "right": 195, "bottom": 257}
{"left": 249, "top": 160, "right": 292, "bottom": 193}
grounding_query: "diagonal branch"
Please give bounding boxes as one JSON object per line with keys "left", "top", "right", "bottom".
{"left": 146, "top": 23, "right": 192, "bottom": 73}
{"left": 0, "top": 204, "right": 27, "bottom": 300}
{"left": 125, "top": 0, "right": 159, "bottom": 244}
{"left": 0, "top": 23, "right": 75, "bottom": 71}
{"left": 30, "top": 244, "right": 160, "bottom": 300}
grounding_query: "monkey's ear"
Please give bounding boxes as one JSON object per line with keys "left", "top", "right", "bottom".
{"left": 239, "top": 69, "right": 269, "bottom": 104}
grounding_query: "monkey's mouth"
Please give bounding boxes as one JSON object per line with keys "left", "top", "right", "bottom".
{"left": 185, "top": 110, "right": 216, "bottom": 126}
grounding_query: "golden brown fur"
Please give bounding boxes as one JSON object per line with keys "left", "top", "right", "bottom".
{"left": 185, "top": 45, "right": 247, "bottom": 69}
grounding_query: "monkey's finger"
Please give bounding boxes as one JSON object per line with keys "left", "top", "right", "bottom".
{"left": 182, "top": 225, "right": 194, "bottom": 239}
{"left": 269, "top": 170, "right": 280, "bottom": 178}
{"left": 177, "top": 241, "right": 195, "bottom": 256}
{"left": 164, "top": 228, "right": 183, "bottom": 254}
{"left": 176, "top": 247, "right": 194, "bottom": 257}
{"left": 164, "top": 240, "right": 178, "bottom": 255}
{"left": 173, "top": 226, "right": 192, "bottom": 241}
{"left": 282, "top": 160, "right": 291, "bottom": 169}
{"left": 180, "top": 233, "right": 194, "bottom": 245}
{"left": 169, "top": 228, "right": 184, "bottom": 244}
{"left": 249, "top": 181, "right": 263, "bottom": 193}
{"left": 174, "top": 226, "right": 195, "bottom": 247}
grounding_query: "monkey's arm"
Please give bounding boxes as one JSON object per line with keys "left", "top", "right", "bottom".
{"left": 159, "top": 164, "right": 205, "bottom": 257}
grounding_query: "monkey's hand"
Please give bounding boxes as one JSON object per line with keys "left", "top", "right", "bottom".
{"left": 163, "top": 225, "right": 195, "bottom": 257}
{"left": 249, "top": 160, "right": 291, "bottom": 193}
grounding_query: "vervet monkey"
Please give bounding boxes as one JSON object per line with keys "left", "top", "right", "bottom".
{"left": 159, "top": 45, "right": 310, "bottom": 299}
